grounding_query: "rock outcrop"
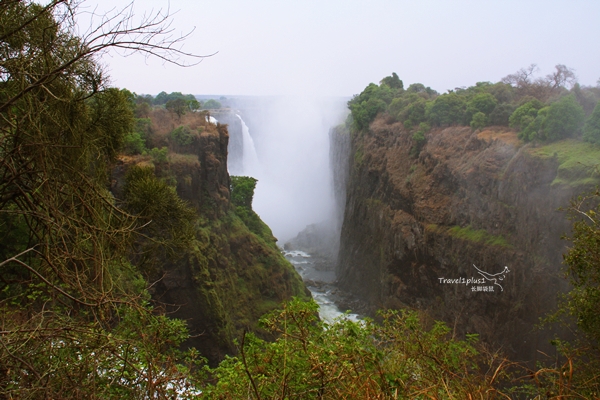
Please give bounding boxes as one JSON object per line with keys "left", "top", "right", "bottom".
{"left": 113, "top": 119, "right": 307, "bottom": 365}
{"left": 335, "top": 117, "right": 598, "bottom": 361}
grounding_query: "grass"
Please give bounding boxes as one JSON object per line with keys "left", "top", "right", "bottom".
{"left": 427, "top": 224, "right": 512, "bottom": 248}
{"left": 528, "top": 139, "right": 600, "bottom": 187}
{"left": 447, "top": 225, "right": 511, "bottom": 247}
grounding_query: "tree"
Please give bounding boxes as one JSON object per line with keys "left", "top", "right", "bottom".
{"left": 563, "top": 191, "right": 600, "bottom": 344}
{"left": 426, "top": 93, "right": 467, "bottom": 126}
{"left": 583, "top": 101, "right": 600, "bottom": 145}
{"left": 231, "top": 176, "right": 258, "bottom": 209}
{"left": 509, "top": 99, "right": 544, "bottom": 131}
{"left": 380, "top": 72, "right": 404, "bottom": 90}
{"left": 0, "top": 1, "right": 207, "bottom": 397}
{"left": 542, "top": 95, "right": 585, "bottom": 141}
{"left": 546, "top": 64, "right": 577, "bottom": 90}
{"left": 166, "top": 97, "right": 188, "bottom": 117}
{"left": 203, "top": 99, "right": 222, "bottom": 109}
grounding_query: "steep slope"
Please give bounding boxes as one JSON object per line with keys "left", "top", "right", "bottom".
{"left": 335, "top": 118, "right": 600, "bottom": 361}
{"left": 113, "top": 118, "right": 308, "bottom": 364}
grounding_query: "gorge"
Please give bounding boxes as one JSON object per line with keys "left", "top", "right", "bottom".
{"left": 218, "top": 88, "right": 600, "bottom": 364}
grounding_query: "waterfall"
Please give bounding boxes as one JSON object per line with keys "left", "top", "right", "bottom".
{"left": 236, "top": 114, "right": 260, "bottom": 177}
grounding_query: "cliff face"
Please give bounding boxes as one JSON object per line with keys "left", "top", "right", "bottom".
{"left": 335, "top": 117, "right": 596, "bottom": 361}
{"left": 113, "top": 120, "right": 307, "bottom": 365}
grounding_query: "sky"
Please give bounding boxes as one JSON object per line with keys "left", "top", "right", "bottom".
{"left": 85, "top": 0, "right": 600, "bottom": 97}
{"left": 76, "top": 0, "right": 600, "bottom": 240}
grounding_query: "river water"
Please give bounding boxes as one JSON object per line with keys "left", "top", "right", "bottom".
{"left": 283, "top": 249, "right": 360, "bottom": 324}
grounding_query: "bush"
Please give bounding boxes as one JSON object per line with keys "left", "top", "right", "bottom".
{"left": 122, "top": 131, "right": 146, "bottom": 155}
{"left": 583, "top": 101, "right": 600, "bottom": 145}
{"left": 470, "top": 111, "right": 488, "bottom": 131}
{"left": 230, "top": 176, "right": 258, "bottom": 209}
{"left": 149, "top": 146, "right": 168, "bottom": 163}
{"left": 202, "top": 298, "right": 502, "bottom": 399}
{"left": 426, "top": 93, "right": 466, "bottom": 126}
{"left": 509, "top": 99, "right": 544, "bottom": 131}
{"left": 170, "top": 125, "right": 193, "bottom": 147}
{"left": 541, "top": 95, "right": 585, "bottom": 141}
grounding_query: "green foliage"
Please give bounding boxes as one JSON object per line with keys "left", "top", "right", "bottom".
{"left": 563, "top": 191, "right": 600, "bottom": 344}
{"left": 149, "top": 146, "right": 169, "bottom": 163}
{"left": 447, "top": 225, "right": 512, "bottom": 248}
{"left": 510, "top": 99, "right": 544, "bottom": 131}
{"left": 124, "top": 166, "right": 196, "bottom": 258}
{"left": 519, "top": 106, "right": 549, "bottom": 142}
{"left": 171, "top": 125, "right": 194, "bottom": 146}
{"left": 541, "top": 95, "right": 585, "bottom": 141}
{"left": 0, "top": 2, "right": 201, "bottom": 396}
{"left": 231, "top": 176, "right": 258, "bottom": 209}
{"left": 470, "top": 111, "right": 488, "bottom": 130}
{"left": 529, "top": 140, "right": 600, "bottom": 187}
{"left": 204, "top": 99, "right": 222, "bottom": 109}
{"left": 123, "top": 131, "right": 146, "bottom": 154}
{"left": 426, "top": 93, "right": 467, "bottom": 126}
{"left": 154, "top": 91, "right": 197, "bottom": 106}
{"left": 380, "top": 72, "right": 404, "bottom": 89}
{"left": 466, "top": 92, "right": 498, "bottom": 120}
{"left": 203, "top": 298, "right": 503, "bottom": 399}
{"left": 583, "top": 100, "right": 600, "bottom": 144}
{"left": 348, "top": 83, "right": 392, "bottom": 130}
{"left": 488, "top": 102, "right": 515, "bottom": 126}
{"left": 410, "top": 122, "right": 430, "bottom": 156}
{"left": 166, "top": 97, "right": 189, "bottom": 117}
{"left": 514, "top": 96, "right": 585, "bottom": 142}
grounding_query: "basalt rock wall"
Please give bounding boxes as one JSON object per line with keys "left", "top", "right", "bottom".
{"left": 336, "top": 117, "right": 590, "bottom": 361}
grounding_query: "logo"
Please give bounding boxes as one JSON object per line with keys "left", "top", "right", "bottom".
{"left": 438, "top": 264, "right": 510, "bottom": 293}
{"left": 472, "top": 264, "right": 510, "bottom": 292}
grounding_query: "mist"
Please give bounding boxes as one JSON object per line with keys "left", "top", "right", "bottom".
{"left": 229, "top": 96, "right": 348, "bottom": 242}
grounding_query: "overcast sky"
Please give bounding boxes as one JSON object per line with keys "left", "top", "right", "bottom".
{"left": 90, "top": 0, "right": 600, "bottom": 97}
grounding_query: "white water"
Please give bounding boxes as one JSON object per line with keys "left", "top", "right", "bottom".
{"left": 284, "top": 250, "right": 360, "bottom": 324}
{"left": 235, "top": 114, "right": 261, "bottom": 177}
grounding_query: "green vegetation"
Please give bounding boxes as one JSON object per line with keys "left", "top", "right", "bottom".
{"left": 427, "top": 224, "right": 512, "bottom": 248}
{"left": 529, "top": 140, "right": 600, "bottom": 187}
{"left": 347, "top": 67, "right": 599, "bottom": 146}
{"left": 203, "top": 99, "right": 222, "bottom": 109}
{"left": 231, "top": 176, "right": 258, "bottom": 209}
{"left": 202, "top": 298, "right": 500, "bottom": 398}
{"left": 584, "top": 100, "right": 600, "bottom": 144}
{"left": 0, "top": 1, "right": 207, "bottom": 397}
{"left": 447, "top": 225, "right": 512, "bottom": 247}
{"left": 3, "top": 0, "right": 600, "bottom": 396}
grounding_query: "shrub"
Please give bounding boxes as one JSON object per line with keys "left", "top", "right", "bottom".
{"left": 230, "top": 176, "right": 258, "bottom": 209}
{"left": 170, "top": 125, "right": 194, "bottom": 147}
{"left": 426, "top": 93, "right": 467, "bottom": 126}
{"left": 470, "top": 111, "right": 488, "bottom": 130}
{"left": 583, "top": 101, "right": 600, "bottom": 145}
{"left": 541, "top": 95, "right": 585, "bottom": 141}
{"left": 122, "top": 131, "right": 146, "bottom": 155}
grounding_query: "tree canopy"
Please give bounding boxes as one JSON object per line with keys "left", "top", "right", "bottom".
{"left": 0, "top": 1, "right": 206, "bottom": 397}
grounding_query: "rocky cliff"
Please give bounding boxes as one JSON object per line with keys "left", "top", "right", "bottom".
{"left": 335, "top": 117, "right": 600, "bottom": 361}
{"left": 113, "top": 118, "right": 307, "bottom": 365}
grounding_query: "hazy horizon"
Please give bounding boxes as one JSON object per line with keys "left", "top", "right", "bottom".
{"left": 85, "top": 0, "right": 600, "bottom": 98}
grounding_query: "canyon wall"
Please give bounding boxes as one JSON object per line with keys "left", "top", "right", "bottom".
{"left": 112, "top": 119, "right": 307, "bottom": 365}
{"left": 335, "top": 117, "right": 598, "bottom": 361}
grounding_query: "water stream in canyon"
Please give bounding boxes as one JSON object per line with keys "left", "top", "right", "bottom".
{"left": 227, "top": 107, "right": 359, "bottom": 323}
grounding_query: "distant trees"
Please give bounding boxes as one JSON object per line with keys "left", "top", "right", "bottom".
{"left": 203, "top": 99, "right": 222, "bottom": 109}
{"left": 540, "top": 95, "right": 585, "bottom": 141}
{"left": 347, "top": 66, "right": 599, "bottom": 146}
{"left": 583, "top": 101, "right": 600, "bottom": 144}
{"left": 426, "top": 93, "right": 467, "bottom": 126}
{"left": 380, "top": 72, "right": 404, "bottom": 89}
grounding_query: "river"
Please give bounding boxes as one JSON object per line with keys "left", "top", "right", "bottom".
{"left": 283, "top": 249, "right": 360, "bottom": 324}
